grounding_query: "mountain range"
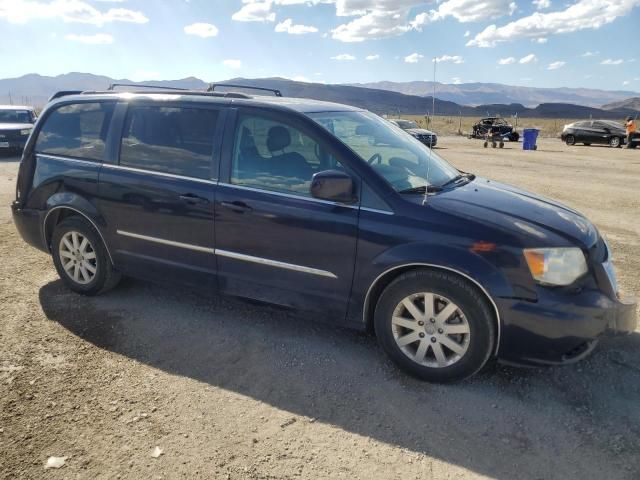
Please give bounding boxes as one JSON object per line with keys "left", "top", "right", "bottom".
{"left": 1, "top": 73, "right": 638, "bottom": 119}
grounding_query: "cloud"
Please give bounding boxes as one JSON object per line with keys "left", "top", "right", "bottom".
{"left": 547, "top": 60, "right": 565, "bottom": 70}
{"left": 601, "top": 58, "right": 624, "bottom": 65}
{"left": 184, "top": 22, "right": 218, "bottom": 37}
{"left": 232, "top": 1, "right": 275, "bottom": 22}
{"left": 275, "top": 18, "right": 318, "bottom": 34}
{"left": 464, "top": 30, "right": 470, "bottom": 37}
{"left": 451, "top": 77, "right": 463, "bottom": 84}
{"left": 622, "top": 80, "right": 630, "bottom": 85}
{"left": 533, "top": 0, "right": 551, "bottom": 9}
{"left": 365, "top": 54, "right": 380, "bottom": 60}
{"left": 533, "top": 37, "right": 547, "bottom": 43}
{"left": 330, "top": 53, "right": 356, "bottom": 60}
{"left": 412, "top": 0, "right": 516, "bottom": 27}
{"left": 223, "top": 59, "right": 242, "bottom": 69}
{"left": 519, "top": 53, "right": 537, "bottom": 64}
{"left": 498, "top": 56, "right": 516, "bottom": 64}
{"left": 581, "top": 50, "right": 599, "bottom": 56}
{"left": 404, "top": 52, "right": 423, "bottom": 63}
{"left": 434, "top": 54, "right": 464, "bottom": 63}
{"left": 467, "top": 0, "right": 640, "bottom": 47}
{"left": 65, "top": 32, "right": 113, "bottom": 44}
{"left": 0, "top": 0, "right": 148, "bottom": 25}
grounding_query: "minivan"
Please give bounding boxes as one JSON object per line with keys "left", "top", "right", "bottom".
{"left": 12, "top": 85, "right": 637, "bottom": 382}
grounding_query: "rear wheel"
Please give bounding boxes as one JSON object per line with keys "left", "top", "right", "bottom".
{"left": 609, "top": 136, "right": 621, "bottom": 148}
{"left": 565, "top": 135, "right": 576, "bottom": 146}
{"left": 374, "top": 270, "right": 495, "bottom": 383}
{"left": 51, "top": 217, "right": 120, "bottom": 296}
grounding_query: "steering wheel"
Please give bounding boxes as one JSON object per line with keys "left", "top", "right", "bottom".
{"left": 367, "top": 153, "right": 382, "bottom": 165}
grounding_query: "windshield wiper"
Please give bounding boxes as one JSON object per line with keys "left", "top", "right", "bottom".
{"left": 440, "top": 172, "right": 475, "bottom": 188}
{"left": 398, "top": 184, "right": 443, "bottom": 194}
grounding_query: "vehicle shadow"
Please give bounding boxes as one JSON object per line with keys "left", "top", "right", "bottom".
{"left": 39, "top": 279, "right": 640, "bottom": 480}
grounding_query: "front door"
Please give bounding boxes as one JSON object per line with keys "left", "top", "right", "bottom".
{"left": 215, "top": 110, "right": 359, "bottom": 320}
{"left": 98, "top": 102, "right": 223, "bottom": 288}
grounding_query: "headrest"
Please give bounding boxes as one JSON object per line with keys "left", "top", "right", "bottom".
{"left": 266, "top": 125, "right": 291, "bottom": 152}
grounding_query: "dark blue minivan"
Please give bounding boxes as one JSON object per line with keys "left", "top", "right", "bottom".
{"left": 12, "top": 86, "right": 637, "bottom": 382}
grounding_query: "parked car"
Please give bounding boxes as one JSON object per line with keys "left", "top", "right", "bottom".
{"left": 388, "top": 119, "right": 437, "bottom": 147}
{"left": 561, "top": 120, "right": 627, "bottom": 148}
{"left": 471, "top": 117, "right": 519, "bottom": 141}
{"left": 12, "top": 86, "right": 636, "bottom": 383}
{"left": 0, "top": 105, "right": 37, "bottom": 154}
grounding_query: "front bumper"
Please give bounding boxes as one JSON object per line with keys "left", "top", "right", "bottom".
{"left": 0, "top": 137, "right": 28, "bottom": 152}
{"left": 416, "top": 136, "right": 437, "bottom": 147}
{"left": 496, "top": 286, "right": 637, "bottom": 366}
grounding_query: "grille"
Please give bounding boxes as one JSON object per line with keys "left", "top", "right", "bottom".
{"left": 0, "top": 129, "right": 24, "bottom": 140}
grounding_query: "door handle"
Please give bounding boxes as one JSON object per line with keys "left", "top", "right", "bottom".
{"left": 220, "top": 200, "right": 252, "bottom": 213}
{"left": 179, "top": 193, "right": 210, "bottom": 205}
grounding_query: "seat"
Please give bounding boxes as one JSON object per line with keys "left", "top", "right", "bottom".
{"left": 265, "top": 126, "right": 312, "bottom": 180}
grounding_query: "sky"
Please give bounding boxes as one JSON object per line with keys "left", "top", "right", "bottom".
{"left": 0, "top": 0, "right": 639, "bottom": 91}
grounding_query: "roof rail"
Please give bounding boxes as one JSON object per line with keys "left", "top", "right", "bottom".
{"left": 208, "top": 83, "right": 282, "bottom": 97}
{"left": 49, "top": 90, "right": 84, "bottom": 101}
{"left": 108, "top": 83, "right": 189, "bottom": 91}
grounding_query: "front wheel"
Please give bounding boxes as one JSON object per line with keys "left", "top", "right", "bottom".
{"left": 565, "top": 135, "right": 576, "bottom": 146}
{"left": 374, "top": 270, "right": 495, "bottom": 383}
{"left": 609, "top": 136, "right": 621, "bottom": 148}
{"left": 51, "top": 217, "right": 121, "bottom": 296}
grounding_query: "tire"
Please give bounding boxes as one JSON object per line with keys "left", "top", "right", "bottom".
{"left": 609, "top": 136, "right": 621, "bottom": 148}
{"left": 565, "top": 135, "right": 576, "bottom": 146}
{"left": 483, "top": 141, "right": 488, "bottom": 148}
{"left": 491, "top": 141, "right": 496, "bottom": 148}
{"left": 374, "top": 269, "right": 495, "bottom": 383}
{"left": 499, "top": 141, "right": 504, "bottom": 148}
{"left": 509, "top": 132, "right": 519, "bottom": 142}
{"left": 51, "top": 216, "right": 121, "bottom": 296}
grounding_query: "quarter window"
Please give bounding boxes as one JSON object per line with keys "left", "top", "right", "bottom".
{"left": 35, "top": 102, "right": 115, "bottom": 161}
{"left": 120, "top": 106, "right": 218, "bottom": 180}
{"left": 231, "top": 114, "right": 343, "bottom": 196}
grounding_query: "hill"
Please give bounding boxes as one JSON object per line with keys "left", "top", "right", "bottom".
{"left": 602, "top": 97, "right": 640, "bottom": 111}
{"left": 0, "top": 73, "right": 637, "bottom": 120}
{"left": 351, "top": 80, "right": 639, "bottom": 108}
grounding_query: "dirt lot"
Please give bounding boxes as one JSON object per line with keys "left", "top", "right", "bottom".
{"left": 1, "top": 138, "right": 639, "bottom": 480}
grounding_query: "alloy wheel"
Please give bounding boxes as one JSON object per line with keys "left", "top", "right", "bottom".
{"left": 59, "top": 231, "right": 98, "bottom": 285}
{"left": 610, "top": 137, "right": 620, "bottom": 148}
{"left": 391, "top": 292, "right": 471, "bottom": 368}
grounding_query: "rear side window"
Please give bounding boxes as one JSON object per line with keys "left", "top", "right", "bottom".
{"left": 119, "top": 106, "right": 218, "bottom": 180}
{"left": 35, "top": 102, "right": 115, "bottom": 161}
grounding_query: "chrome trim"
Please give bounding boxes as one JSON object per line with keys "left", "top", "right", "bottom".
{"left": 116, "top": 230, "right": 215, "bottom": 253}
{"left": 218, "top": 182, "right": 358, "bottom": 209}
{"left": 363, "top": 263, "right": 502, "bottom": 356}
{"left": 43, "top": 206, "right": 114, "bottom": 265}
{"left": 215, "top": 249, "right": 338, "bottom": 279}
{"left": 102, "top": 163, "right": 217, "bottom": 184}
{"left": 360, "top": 207, "right": 394, "bottom": 216}
{"left": 37, "top": 153, "right": 100, "bottom": 166}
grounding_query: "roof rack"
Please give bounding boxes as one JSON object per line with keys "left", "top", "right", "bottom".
{"left": 108, "top": 83, "right": 189, "bottom": 91}
{"left": 49, "top": 90, "right": 84, "bottom": 101}
{"left": 208, "top": 83, "right": 282, "bottom": 97}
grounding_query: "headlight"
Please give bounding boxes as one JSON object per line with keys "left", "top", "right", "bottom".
{"left": 523, "top": 247, "right": 588, "bottom": 286}
{"left": 20, "top": 129, "right": 31, "bottom": 136}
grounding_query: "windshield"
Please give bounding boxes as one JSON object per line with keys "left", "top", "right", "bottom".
{"left": 308, "top": 110, "right": 459, "bottom": 191}
{"left": 0, "top": 109, "right": 34, "bottom": 123}
{"left": 394, "top": 119, "right": 419, "bottom": 129}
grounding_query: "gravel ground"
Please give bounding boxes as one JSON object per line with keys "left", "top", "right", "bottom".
{"left": 1, "top": 138, "right": 639, "bottom": 480}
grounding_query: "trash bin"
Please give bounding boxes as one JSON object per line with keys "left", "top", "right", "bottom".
{"left": 522, "top": 128, "right": 539, "bottom": 150}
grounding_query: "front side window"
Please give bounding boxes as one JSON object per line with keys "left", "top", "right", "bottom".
{"left": 309, "top": 110, "right": 458, "bottom": 192}
{"left": 231, "top": 114, "right": 343, "bottom": 197}
{"left": 120, "top": 106, "right": 218, "bottom": 179}
{"left": 35, "top": 102, "right": 115, "bottom": 161}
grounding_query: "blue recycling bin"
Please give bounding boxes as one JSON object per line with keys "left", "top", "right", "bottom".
{"left": 522, "top": 128, "right": 539, "bottom": 150}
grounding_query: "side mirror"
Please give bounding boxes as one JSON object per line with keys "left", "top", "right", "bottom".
{"left": 310, "top": 170, "right": 356, "bottom": 204}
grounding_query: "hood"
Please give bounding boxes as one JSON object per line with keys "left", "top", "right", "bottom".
{"left": 0, "top": 122, "right": 33, "bottom": 130}
{"left": 406, "top": 128, "right": 436, "bottom": 136}
{"left": 426, "top": 178, "right": 598, "bottom": 248}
